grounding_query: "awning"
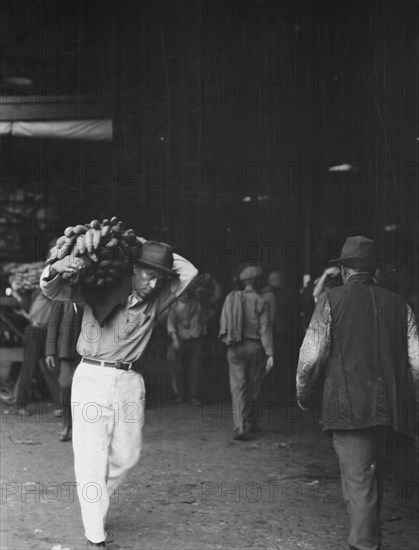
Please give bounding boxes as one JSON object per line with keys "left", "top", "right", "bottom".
{"left": 0, "top": 119, "right": 112, "bottom": 140}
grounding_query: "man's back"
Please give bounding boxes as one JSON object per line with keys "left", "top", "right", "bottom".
{"left": 321, "top": 277, "right": 415, "bottom": 434}
{"left": 297, "top": 236, "right": 419, "bottom": 550}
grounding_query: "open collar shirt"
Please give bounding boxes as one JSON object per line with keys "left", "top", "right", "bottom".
{"left": 40, "top": 254, "right": 198, "bottom": 363}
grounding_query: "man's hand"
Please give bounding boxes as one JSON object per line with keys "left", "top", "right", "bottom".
{"left": 45, "top": 355, "right": 56, "bottom": 370}
{"left": 50, "top": 256, "right": 86, "bottom": 277}
{"left": 266, "top": 355, "right": 274, "bottom": 373}
{"left": 297, "top": 399, "right": 308, "bottom": 411}
{"left": 324, "top": 266, "right": 340, "bottom": 277}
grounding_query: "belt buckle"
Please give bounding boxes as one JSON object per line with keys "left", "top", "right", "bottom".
{"left": 115, "top": 361, "right": 124, "bottom": 370}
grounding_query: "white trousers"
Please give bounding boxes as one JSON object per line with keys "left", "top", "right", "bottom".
{"left": 71, "top": 362, "right": 145, "bottom": 543}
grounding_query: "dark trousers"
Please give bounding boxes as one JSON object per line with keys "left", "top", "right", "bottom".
{"left": 167, "top": 338, "right": 202, "bottom": 400}
{"left": 332, "top": 427, "right": 387, "bottom": 550}
{"left": 227, "top": 340, "right": 266, "bottom": 432}
{"left": 15, "top": 324, "right": 60, "bottom": 408}
{"left": 57, "top": 358, "right": 77, "bottom": 429}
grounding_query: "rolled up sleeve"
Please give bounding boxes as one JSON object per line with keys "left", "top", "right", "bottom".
{"left": 157, "top": 254, "right": 198, "bottom": 316}
{"left": 40, "top": 265, "right": 73, "bottom": 302}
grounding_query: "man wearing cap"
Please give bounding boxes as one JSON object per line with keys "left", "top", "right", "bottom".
{"left": 219, "top": 264, "right": 274, "bottom": 440}
{"left": 296, "top": 236, "right": 419, "bottom": 550}
{"left": 40, "top": 239, "right": 198, "bottom": 548}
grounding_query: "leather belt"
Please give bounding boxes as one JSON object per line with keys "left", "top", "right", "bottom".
{"left": 82, "top": 357, "right": 133, "bottom": 371}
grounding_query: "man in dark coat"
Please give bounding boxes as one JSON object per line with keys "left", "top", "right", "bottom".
{"left": 45, "top": 301, "right": 83, "bottom": 441}
{"left": 296, "top": 236, "right": 419, "bottom": 550}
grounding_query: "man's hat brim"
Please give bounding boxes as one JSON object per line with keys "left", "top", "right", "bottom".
{"left": 329, "top": 236, "right": 380, "bottom": 266}
{"left": 137, "top": 258, "right": 178, "bottom": 277}
{"left": 329, "top": 257, "right": 377, "bottom": 266}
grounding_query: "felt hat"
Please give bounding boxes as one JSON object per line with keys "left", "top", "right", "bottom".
{"left": 137, "top": 241, "right": 178, "bottom": 276}
{"left": 329, "top": 236, "right": 376, "bottom": 266}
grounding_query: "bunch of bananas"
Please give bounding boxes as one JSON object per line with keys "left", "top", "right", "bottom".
{"left": 48, "top": 217, "right": 141, "bottom": 288}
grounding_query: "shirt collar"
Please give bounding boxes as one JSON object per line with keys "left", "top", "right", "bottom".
{"left": 128, "top": 291, "right": 145, "bottom": 308}
{"left": 82, "top": 271, "right": 133, "bottom": 326}
{"left": 346, "top": 273, "right": 375, "bottom": 285}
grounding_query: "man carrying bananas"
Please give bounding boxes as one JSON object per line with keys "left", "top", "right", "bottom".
{"left": 40, "top": 235, "right": 198, "bottom": 548}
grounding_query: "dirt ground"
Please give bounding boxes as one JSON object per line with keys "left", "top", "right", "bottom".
{"left": 1, "top": 367, "right": 418, "bottom": 550}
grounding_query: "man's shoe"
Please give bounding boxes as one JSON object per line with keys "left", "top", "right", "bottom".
{"left": 86, "top": 539, "right": 106, "bottom": 548}
{"left": 59, "top": 427, "right": 72, "bottom": 442}
{"left": 232, "top": 429, "right": 247, "bottom": 441}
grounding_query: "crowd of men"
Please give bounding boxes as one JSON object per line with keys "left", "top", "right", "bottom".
{"left": 1, "top": 234, "right": 418, "bottom": 550}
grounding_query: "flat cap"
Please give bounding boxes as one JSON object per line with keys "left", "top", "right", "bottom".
{"left": 238, "top": 265, "right": 262, "bottom": 281}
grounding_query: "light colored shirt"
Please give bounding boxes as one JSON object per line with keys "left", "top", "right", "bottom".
{"left": 40, "top": 254, "right": 198, "bottom": 363}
